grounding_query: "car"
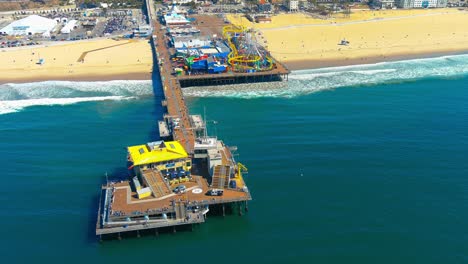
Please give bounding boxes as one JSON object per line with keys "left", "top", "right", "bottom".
{"left": 173, "top": 185, "right": 186, "bottom": 194}
{"left": 206, "top": 189, "right": 223, "bottom": 196}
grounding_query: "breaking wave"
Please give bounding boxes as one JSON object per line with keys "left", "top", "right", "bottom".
{"left": 0, "top": 80, "right": 153, "bottom": 115}
{"left": 2, "top": 54, "right": 468, "bottom": 113}
{"left": 182, "top": 54, "right": 468, "bottom": 99}
{"left": 0, "top": 96, "right": 132, "bottom": 115}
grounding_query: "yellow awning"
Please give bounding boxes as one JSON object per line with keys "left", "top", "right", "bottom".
{"left": 128, "top": 141, "right": 188, "bottom": 166}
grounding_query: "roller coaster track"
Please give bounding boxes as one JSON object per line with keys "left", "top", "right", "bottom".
{"left": 222, "top": 25, "right": 273, "bottom": 72}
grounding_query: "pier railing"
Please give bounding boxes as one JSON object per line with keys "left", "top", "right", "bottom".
{"left": 97, "top": 215, "right": 205, "bottom": 235}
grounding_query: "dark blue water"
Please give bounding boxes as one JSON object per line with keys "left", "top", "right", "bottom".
{"left": 1, "top": 70, "right": 468, "bottom": 262}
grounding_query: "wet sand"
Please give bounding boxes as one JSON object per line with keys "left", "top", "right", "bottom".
{"left": 284, "top": 50, "right": 468, "bottom": 71}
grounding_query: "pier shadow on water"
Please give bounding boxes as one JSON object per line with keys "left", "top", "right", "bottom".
{"left": 86, "top": 193, "right": 101, "bottom": 244}
{"left": 100, "top": 224, "right": 197, "bottom": 241}
{"left": 149, "top": 34, "right": 165, "bottom": 142}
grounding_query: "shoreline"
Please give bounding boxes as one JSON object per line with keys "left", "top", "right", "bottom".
{"left": 247, "top": 10, "right": 468, "bottom": 72}
{"left": 1, "top": 50, "right": 467, "bottom": 84}
{"left": 284, "top": 49, "right": 468, "bottom": 71}
{"left": 0, "top": 72, "right": 151, "bottom": 85}
{"left": 0, "top": 38, "right": 153, "bottom": 85}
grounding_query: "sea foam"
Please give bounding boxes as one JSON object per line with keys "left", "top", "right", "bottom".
{"left": 0, "top": 80, "right": 153, "bottom": 114}
{"left": 182, "top": 54, "right": 468, "bottom": 99}
{"left": 0, "top": 96, "right": 132, "bottom": 115}
{"left": 2, "top": 54, "right": 468, "bottom": 113}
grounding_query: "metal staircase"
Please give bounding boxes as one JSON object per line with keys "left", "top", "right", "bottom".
{"left": 211, "top": 165, "right": 231, "bottom": 189}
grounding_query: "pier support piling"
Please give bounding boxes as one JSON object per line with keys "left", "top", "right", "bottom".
{"left": 222, "top": 204, "right": 225, "bottom": 217}
{"left": 245, "top": 201, "right": 249, "bottom": 212}
{"left": 155, "top": 228, "right": 159, "bottom": 237}
{"left": 173, "top": 226, "right": 177, "bottom": 234}
{"left": 239, "top": 202, "right": 243, "bottom": 216}
{"left": 117, "top": 232, "right": 122, "bottom": 241}
{"left": 137, "top": 230, "right": 140, "bottom": 238}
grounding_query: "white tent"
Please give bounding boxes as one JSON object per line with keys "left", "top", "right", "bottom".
{"left": 164, "top": 5, "right": 189, "bottom": 26}
{"left": 61, "top": 20, "right": 78, "bottom": 34}
{"left": 0, "top": 15, "right": 57, "bottom": 36}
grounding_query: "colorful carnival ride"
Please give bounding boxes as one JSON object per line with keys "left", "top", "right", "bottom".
{"left": 222, "top": 25, "right": 274, "bottom": 73}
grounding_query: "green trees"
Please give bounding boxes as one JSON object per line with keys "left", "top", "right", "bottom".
{"left": 188, "top": 1, "right": 197, "bottom": 10}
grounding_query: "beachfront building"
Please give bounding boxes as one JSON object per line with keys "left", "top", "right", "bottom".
{"left": 172, "top": 36, "right": 211, "bottom": 48}
{"left": 128, "top": 140, "right": 192, "bottom": 191}
{"left": 128, "top": 141, "right": 191, "bottom": 173}
{"left": 255, "top": 15, "right": 272, "bottom": 23}
{"left": 397, "top": 0, "right": 447, "bottom": 8}
{"left": 379, "top": 0, "right": 396, "bottom": 8}
{"left": 133, "top": 24, "right": 153, "bottom": 38}
{"left": 60, "top": 20, "right": 78, "bottom": 34}
{"left": 0, "top": 15, "right": 57, "bottom": 36}
{"left": 258, "top": 3, "right": 273, "bottom": 13}
{"left": 287, "top": 0, "right": 299, "bottom": 12}
{"left": 163, "top": 4, "right": 190, "bottom": 26}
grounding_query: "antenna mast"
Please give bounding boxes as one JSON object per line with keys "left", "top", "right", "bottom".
{"left": 204, "top": 106, "right": 208, "bottom": 139}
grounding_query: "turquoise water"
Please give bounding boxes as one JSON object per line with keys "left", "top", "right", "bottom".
{"left": 1, "top": 55, "right": 468, "bottom": 263}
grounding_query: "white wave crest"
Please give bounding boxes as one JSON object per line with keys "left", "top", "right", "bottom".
{"left": 183, "top": 54, "right": 468, "bottom": 99}
{"left": 183, "top": 82, "right": 289, "bottom": 99}
{"left": 287, "top": 69, "right": 398, "bottom": 81}
{"left": 0, "top": 80, "right": 153, "bottom": 100}
{"left": 349, "top": 69, "right": 397, "bottom": 75}
{"left": 0, "top": 96, "right": 133, "bottom": 115}
{"left": 0, "top": 80, "right": 153, "bottom": 114}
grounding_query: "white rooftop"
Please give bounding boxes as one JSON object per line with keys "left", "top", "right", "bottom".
{"left": 171, "top": 4, "right": 182, "bottom": 14}
{"left": 0, "top": 15, "right": 57, "bottom": 36}
{"left": 195, "top": 137, "right": 218, "bottom": 149}
{"left": 164, "top": 4, "right": 189, "bottom": 25}
{"left": 60, "top": 19, "right": 78, "bottom": 34}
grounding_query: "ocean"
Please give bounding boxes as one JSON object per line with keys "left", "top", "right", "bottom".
{"left": 1, "top": 54, "right": 468, "bottom": 263}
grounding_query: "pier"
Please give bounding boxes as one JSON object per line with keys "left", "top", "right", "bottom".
{"left": 96, "top": 0, "right": 288, "bottom": 239}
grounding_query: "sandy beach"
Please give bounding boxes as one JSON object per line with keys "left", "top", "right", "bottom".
{"left": 1, "top": 9, "right": 467, "bottom": 84}
{"left": 227, "top": 9, "right": 468, "bottom": 70}
{"left": 0, "top": 38, "right": 153, "bottom": 84}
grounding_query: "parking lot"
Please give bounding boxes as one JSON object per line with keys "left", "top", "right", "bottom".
{"left": 0, "top": 38, "right": 40, "bottom": 48}
{"left": 0, "top": 8, "right": 145, "bottom": 48}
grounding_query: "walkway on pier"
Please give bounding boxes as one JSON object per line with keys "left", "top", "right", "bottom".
{"left": 96, "top": 1, "right": 252, "bottom": 237}
{"left": 147, "top": 0, "right": 195, "bottom": 153}
{"left": 97, "top": 212, "right": 205, "bottom": 235}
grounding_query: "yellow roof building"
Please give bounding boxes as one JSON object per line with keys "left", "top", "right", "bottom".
{"left": 128, "top": 141, "right": 188, "bottom": 166}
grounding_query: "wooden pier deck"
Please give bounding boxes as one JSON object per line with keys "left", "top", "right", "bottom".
{"left": 94, "top": 0, "right": 288, "bottom": 238}
{"left": 154, "top": 33, "right": 195, "bottom": 152}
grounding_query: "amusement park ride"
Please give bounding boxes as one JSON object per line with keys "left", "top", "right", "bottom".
{"left": 222, "top": 24, "right": 274, "bottom": 73}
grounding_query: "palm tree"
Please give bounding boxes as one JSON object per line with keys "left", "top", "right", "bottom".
{"left": 316, "top": 4, "right": 329, "bottom": 16}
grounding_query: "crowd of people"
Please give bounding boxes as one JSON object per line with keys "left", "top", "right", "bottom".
{"left": 103, "top": 17, "right": 127, "bottom": 35}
